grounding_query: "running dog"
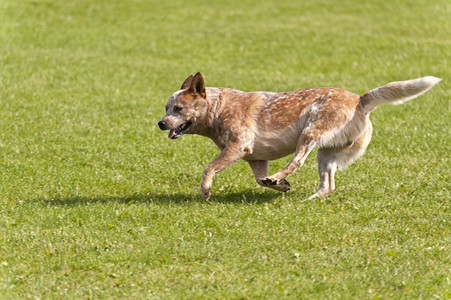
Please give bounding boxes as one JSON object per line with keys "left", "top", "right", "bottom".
{"left": 158, "top": 73, "right": 441, "bottom": 200}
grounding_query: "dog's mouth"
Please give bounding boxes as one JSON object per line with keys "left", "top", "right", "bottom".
{"left": 168, "top": 121, "right": 193, "bottom": 139}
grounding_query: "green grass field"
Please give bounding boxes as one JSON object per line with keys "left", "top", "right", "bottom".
{"left": 0, "top": 0, "right": 450, "bottom": 298}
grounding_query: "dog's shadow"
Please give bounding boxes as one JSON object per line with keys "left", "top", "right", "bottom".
{"left": 41, "top": 190, "right": 282, "bottom": 207}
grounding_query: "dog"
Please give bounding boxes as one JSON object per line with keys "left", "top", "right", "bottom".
{"left": 158, "top": 73, "right": 441, "bottom": 200}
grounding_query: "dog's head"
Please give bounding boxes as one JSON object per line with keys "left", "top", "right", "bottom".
{"left": 158, "top": 72, "right": 208, "bottom": 139}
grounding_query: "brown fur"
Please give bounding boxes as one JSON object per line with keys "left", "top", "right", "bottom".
{"left": 158, "top": 73, "right": 441, "bottom": 200}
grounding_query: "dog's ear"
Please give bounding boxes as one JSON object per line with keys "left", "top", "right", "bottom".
{"left": 189, "top": 72, "right": 206, "bottom": 98}
{"left": 181, "top": 74, "right": 194, "bottom": 90}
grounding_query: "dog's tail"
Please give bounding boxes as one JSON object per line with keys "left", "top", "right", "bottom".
{"left": 360, "top": 76, "right": 441, "bottom": 113}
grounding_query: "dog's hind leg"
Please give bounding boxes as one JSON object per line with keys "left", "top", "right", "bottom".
{"left": 308, "top": 122, "right": 372, "bottom": 200}
{"left": 261, "top": 134, "right": 317, "bottom": 187}
{"left": 307, "top": 152, "right": 337, "bottom": 200}
{"left": 248, "top": 160, "right": 291, "bottom": 192}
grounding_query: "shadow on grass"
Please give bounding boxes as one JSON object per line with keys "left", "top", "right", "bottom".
{"left": 39, "top": 190, "right": 282, "bottom": 206}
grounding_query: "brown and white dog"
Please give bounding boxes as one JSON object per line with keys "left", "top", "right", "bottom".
{"left": 158, "top": 73, "right": 441, "bottom": 200}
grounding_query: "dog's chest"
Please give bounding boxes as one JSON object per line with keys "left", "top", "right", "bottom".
{"left": 211, "top": 131, "right": 230, "bottom": 150}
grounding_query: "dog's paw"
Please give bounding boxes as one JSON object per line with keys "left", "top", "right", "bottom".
{"left": 260, "top": 177, "right": 291, "bottom": 192}
{"left": 200, "top": 187, "right": 211, "bottom": 201}
{"left": 305, "top": 189, "right": 330, "bottom": 201}
{"left": 273, "top": 178, "right": 291, "bottom": 192}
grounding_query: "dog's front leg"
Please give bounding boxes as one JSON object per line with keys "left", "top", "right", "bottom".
{"left": 201, "top": 143, "right": 248, "bottom": 200}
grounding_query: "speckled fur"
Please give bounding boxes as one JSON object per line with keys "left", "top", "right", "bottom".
{"left": 158, "top": 73, "right": 441, "bottom": 200}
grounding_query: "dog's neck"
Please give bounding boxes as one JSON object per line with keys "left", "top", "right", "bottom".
{"left": 190, "top": 87, "right": 224, "bottom": 138}
{"left": 205, "top": 87, "right": 223, "bottom": 127}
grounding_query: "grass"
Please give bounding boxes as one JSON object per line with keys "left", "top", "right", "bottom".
{"left": 0, "top": 0, "right": 450, "bottom": 298}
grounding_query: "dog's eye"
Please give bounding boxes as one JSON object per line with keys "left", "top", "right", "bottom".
{"left": 173, "top": 105, "right": 183, "bottom": 113}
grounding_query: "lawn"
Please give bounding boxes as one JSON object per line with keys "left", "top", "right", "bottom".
{"left": 0, "top": 0, "right": 450, "bottom": 298}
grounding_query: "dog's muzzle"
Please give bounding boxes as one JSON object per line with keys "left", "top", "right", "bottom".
{"left": 158, "top": 120, "right": 193, "bottom": 139}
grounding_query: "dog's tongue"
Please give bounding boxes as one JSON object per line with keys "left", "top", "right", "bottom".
{"left": 168, "top": 128, "right": 178, "bottom": 139}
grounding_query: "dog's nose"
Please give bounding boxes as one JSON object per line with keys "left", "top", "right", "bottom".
{"left": 158, "top": 120, "right": 167, "bottom": 130}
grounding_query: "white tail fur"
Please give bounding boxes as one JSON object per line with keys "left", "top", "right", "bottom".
{"left": 360, "top": 76, "right": 442, "bottom": 113}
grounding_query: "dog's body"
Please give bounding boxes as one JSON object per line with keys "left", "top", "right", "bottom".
{"left": 158, "top": 73, "right": 441, "bottom": 200}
